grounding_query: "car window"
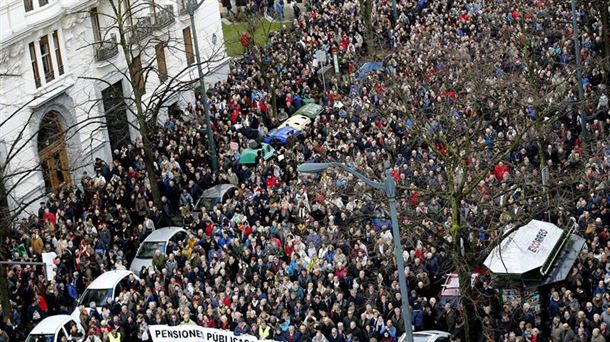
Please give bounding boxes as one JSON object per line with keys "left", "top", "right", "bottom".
{"left": 114, "top": 276, "right": 130, "bottom": 298}
{"left": 436, "top": 338, "right": 449, "bottom": 342}
{"left": 78, "top": 288, "right": 113, "bottom": 307}
{"left": 57, "top": 327, "right": 67, "bottom": 341}
{"left": 136, "top": 241, "right": 166, "bottom": 258}
{"left": 171, "top": 232, "right": 187, "bottom": 244}
{"left": 25, "top": 334, "right": 54, "bottom": 342}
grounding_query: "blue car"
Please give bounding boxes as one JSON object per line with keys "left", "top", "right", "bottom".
{"left": 263, "top": 126, "right": 301, "bottom": 144}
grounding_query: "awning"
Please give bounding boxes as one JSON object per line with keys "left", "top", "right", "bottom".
{"left": 523, "top": 233, "right": 586, "bottom": 288}
{"left": 484, "top": 220, "right": 565, "bottom": 275}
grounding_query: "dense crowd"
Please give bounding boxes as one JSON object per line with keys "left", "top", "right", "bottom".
{"left": 1, "top": 0, "right": 609, "bottom": 342}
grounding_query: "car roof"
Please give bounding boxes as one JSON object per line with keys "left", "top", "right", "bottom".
{"left": 143, "top": 227, "right": 186, "bottom": 242}
{"left": 413, "top": 331, "right": 452, "bottom": 337}
{"left": 285, "top": 114, "right": 311, "bottom": 123}
{"left": 30, "top": 315, "right": 74, "bottom": 334}
{"left": 201, "top": 184, "right": 236, "bottom": 199}
{"left": 88, "top": 270, "right": 137, "bottom": 289}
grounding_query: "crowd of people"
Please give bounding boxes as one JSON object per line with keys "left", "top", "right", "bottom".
{"left": 1, "top": 0, "right": 609, "bottom": 341}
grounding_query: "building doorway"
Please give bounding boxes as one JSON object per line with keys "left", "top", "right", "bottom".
{"left": 38, "top": 111, "right": 71, "bottom": 193}
{"left": 102, "top": 80, "right": 131, "bottom": 152}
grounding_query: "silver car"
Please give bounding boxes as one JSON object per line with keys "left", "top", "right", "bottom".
{"left": 400, "top": 331, "right": 452, "bottom": 342}
{"left": 129, "top": 227, "right": 187, "bottom": 275}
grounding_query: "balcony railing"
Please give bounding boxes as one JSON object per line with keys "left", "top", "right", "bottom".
{"left": 179, "top": 1, "right": 189, "bottom": 16}
{"left": 95, "top": 34, "right": 119, "bottom": 62}
{"left": 129, "top": 16, "right": 153, "bottom": 44}
{"left": 153, "top": 5, "right": 175, "bottom": 30}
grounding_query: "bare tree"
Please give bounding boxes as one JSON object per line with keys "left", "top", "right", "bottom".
{"left": 77, "top": 0, "right": 226, "bottom": 210}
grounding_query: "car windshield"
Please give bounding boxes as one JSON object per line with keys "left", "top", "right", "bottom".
{"left": 26, "top": 334, "right": 55, "bottom": 342}
{"left": 196, "top": 197, "right": 215, "bottom": 211}
{"left": 78, "top": 288, "right": 112, "bottom": 307}
{"left": 137, "top": 241, "right": 166, "bottom": 258}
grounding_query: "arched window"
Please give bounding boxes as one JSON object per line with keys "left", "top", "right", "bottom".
{"left": 38, "top": 111, "right": 71, "bottom": 192}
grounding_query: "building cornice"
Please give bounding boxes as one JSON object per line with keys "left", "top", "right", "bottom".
{"left": 0, "top": 0, "right": 97, "bottom": 48}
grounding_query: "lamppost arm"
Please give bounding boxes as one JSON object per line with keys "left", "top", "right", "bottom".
{"left": 187, "top": 0, "right": 206, "bottom": 13}
{"left": 333, "top": 163, "right": 385, "bottom": 191}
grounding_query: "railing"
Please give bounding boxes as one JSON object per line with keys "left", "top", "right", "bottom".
{"left": 129, "top": 16, "right": 153, "bottom": 44}
{"left": 179, "top": 0, "right": 189, "bottom": 16}
{"left": 153, "top": 5, "right": 175, "bottom": 30}
{"left": 94, "top": 34, "right": 119, "bottom": 61}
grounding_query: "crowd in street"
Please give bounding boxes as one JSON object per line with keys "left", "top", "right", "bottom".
{"left": 1, "top": 0, "right": 610, "bottom": 342}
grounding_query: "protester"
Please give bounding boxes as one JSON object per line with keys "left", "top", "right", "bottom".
{"left": 1, "top": 0, "right": 609, "bottom": 342}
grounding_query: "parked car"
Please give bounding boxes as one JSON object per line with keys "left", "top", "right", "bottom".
{"left": 399, "top": 331, "right": 452, "bottom": 342}
{"left": 278, "top": 114, "right": 311, "bottom": 130}
{"left": 27, "top": 315, "right": 85, "bottom": 342}
{"left": 263, "top": 126, "right": 301, "bottom": 144}
{"left": 192, "top": 184, "right": 237, "bottom": 214}
{"left": 71, "top": 270, "right": 139, "bottom": 322}
{"left": 239, "top": 143, "right": 275, "bottom": 164}
{"left": 129, "top": 227, "right": 187, "bottom": 275}
{"left": 294, "top": 103, "right": 323, "bottom": 119}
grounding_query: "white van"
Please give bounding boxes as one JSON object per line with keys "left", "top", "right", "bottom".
{"left": 26, "top": 315, "right": 85, "bottom": 342}
{"left": 71, "top": 270, "right": 139, "bottom": 321}
{"left": 129, "top": 227, "right": 187, "bottom": 275}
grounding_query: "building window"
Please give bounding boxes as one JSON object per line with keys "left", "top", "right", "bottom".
{"left": 130, "top": 55, "right": 145, "bottom": 94}
{"left": 24, "top": 0, "right": 34, "bottom": 11}
{"left": 182, "top": 27, "right": 194, "bottom": 65}
{"left": 29, "top": 42, "right": 41, "bottom": 88}
{"left": 90, "top": 7, "right": 102, "bottom": 43}
{"left": 39, "top": 36, "right": 54, "bottom": 82}
{"left": 52, "top": 31, "right": 64, "bottom": 75}
{"left": 155, "top": 43, "right": 168, "bottom": 82}
{"left": 38, "top": 0, "right": 48, "bottom": 6}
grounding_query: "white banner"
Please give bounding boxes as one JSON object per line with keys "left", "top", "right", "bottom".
{"left": 149, "top": 325, "right": 260, "bottom": 342}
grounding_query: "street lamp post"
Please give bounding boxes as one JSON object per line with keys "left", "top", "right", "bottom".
{"left": 297, "top": 161, "right": 414, "bottom": 342}
{"left": 187, "top": 0, "right": 219, "bottom": 172}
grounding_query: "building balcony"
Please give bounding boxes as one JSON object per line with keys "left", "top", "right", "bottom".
{"left": 128, "top": 16, "right": 153, "bottom": 45}
{"left": 153, "top": 5, "right": 175, "bottom": 30}
{"left": 94, "top": 34, "right": 119, "bottom": 62}
{"left": 178, "top": 1, "right": 189, "bottom": 16}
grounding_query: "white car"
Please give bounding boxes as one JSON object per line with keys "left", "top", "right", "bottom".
{"left": 278, "top": 114, "right": 311, "bottom": 130}
{"left": 26, "top": 315, "right": 85, "bottom": 342}
{"left": 400, "top": 331, "right": 452, "bottom": 342}
{"left": 71, "top": 270, "right": 139, "bottom": 321}
{"left": 129, "top": 227, "right": 187, "bottom": 275}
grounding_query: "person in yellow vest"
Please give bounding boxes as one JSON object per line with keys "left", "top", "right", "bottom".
{"left": 107, "top": 326, "right": 122, "bottom": 342}
{"left": 258, "top": 320, "right": 271, "bottom": 340}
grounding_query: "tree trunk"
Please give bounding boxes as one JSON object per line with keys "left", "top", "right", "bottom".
{"left": 134, "top": 104, "right": 163, "bottom": 210}
{"left": 449, "top": 195, "right": 460, "bottom": 239}
{"left": 359, "top": 0, "right": 374, "bottom": 56}
{"left": 0, "top": 177, "right": 11, "bottom": 323}
{"left": 458, "top": 267, "right": 477, "bottom": 342}
{"left": 601, "top": 0, "right": 610, "bottom": 86}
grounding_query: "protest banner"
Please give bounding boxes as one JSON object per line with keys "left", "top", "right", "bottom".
{"left": 149, "top": 325, "right": 261, "bottom": 342}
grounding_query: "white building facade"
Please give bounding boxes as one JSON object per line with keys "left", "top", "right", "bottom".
{"left": 0, "top": 0, "right": 228, "bottom": 214}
